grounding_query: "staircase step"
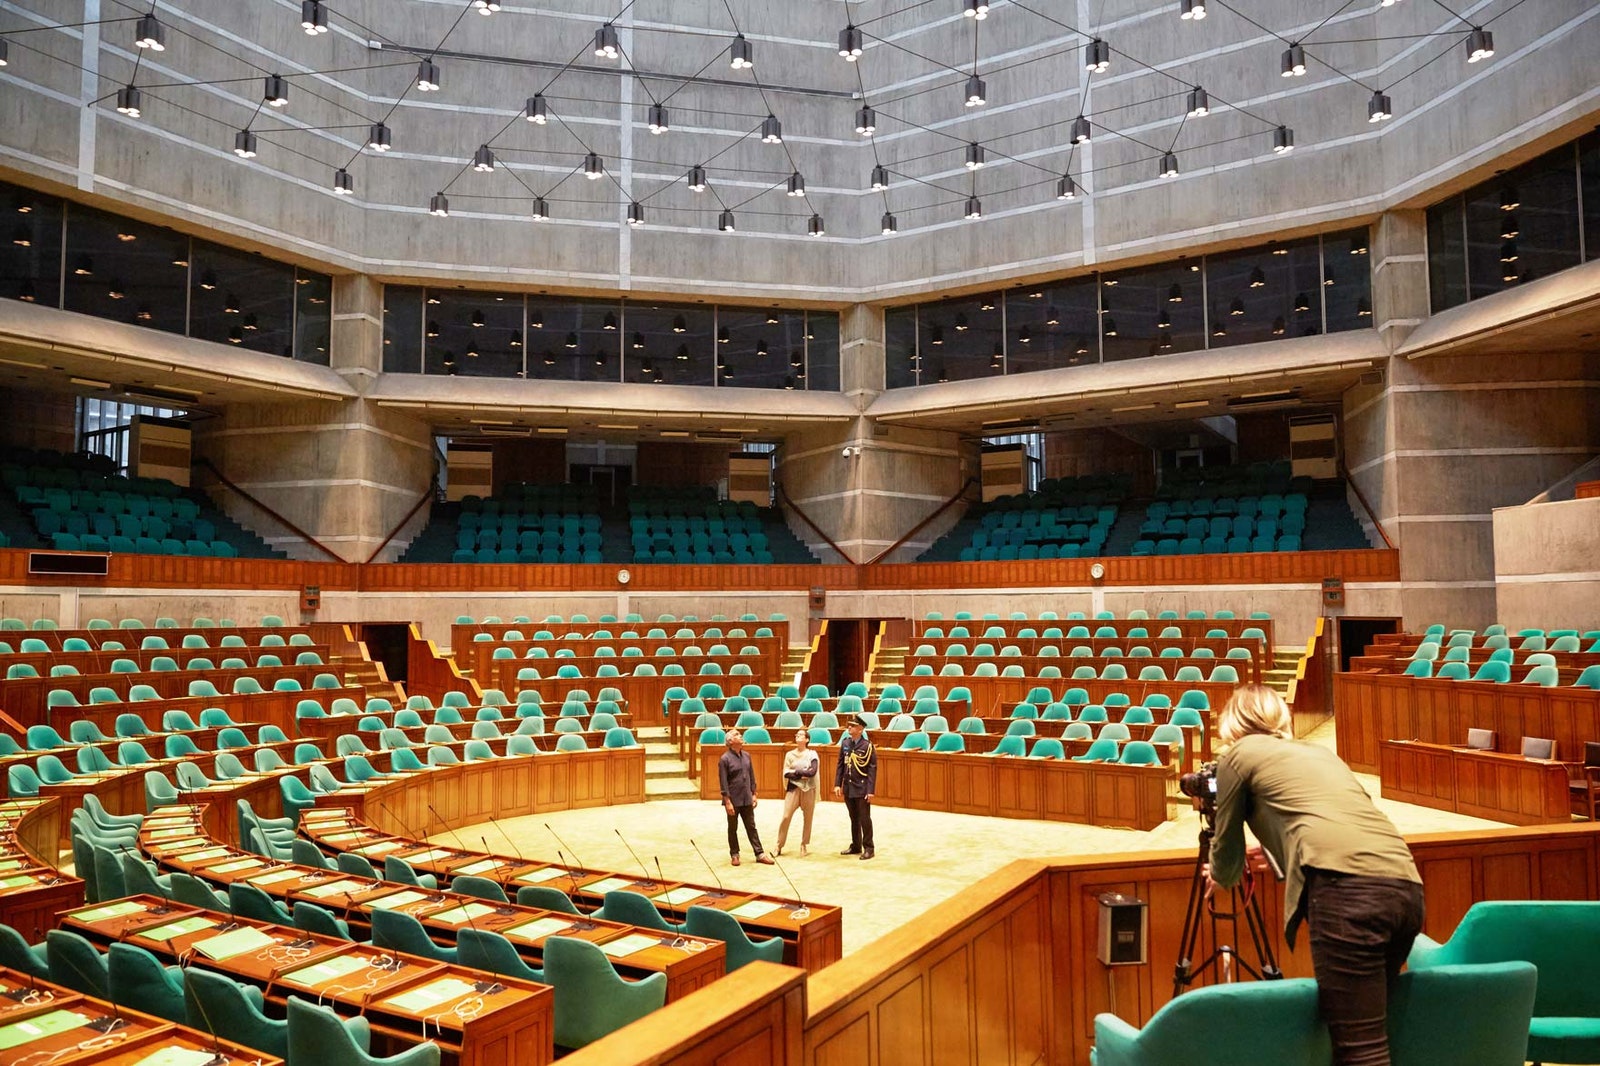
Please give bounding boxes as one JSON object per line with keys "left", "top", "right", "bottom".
{"left": 646, "top": 762, "right": 689, "bottom": 778}
{"left": 645, "top": 778, "right": 700, "bottom": 799}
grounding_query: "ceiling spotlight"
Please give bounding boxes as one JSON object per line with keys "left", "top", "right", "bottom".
{"left": 627, "top": 201, "right": 645, "bottom": 227}
{"left": 530, "top": 197, "right": 549, "bottom": 220}
{"left": 1229, "top": 297, "right": 1245, "bottom": 316}
{"left": 1071, "top": 114, "right": 1091, "bottom": 144}
{"left": 965, "top": 75, "right": 987, "bottom": 108}
{"left": 855, "top": 105, "right": 877, "bottom": 136}
{"left": 964, "top": 0, "right": 989, "bottom": 19}
{"left": 1272, "top": 125, "right": 1295, "bottom": 153}
{"left": 135, "top": 14, "right": 166, "bottom": 51}
{"left": 263, "top": 74, "right": 289, "bottom": 107}
{"left": 1167, "top": 283, "right": 1184, "bottom": 303}
{"left": 1502, "top": 263, "right": 1519, "bottom": 283}
{"left": 1103, "top": 317, "right": 1118, "bottom": 337}
{"left": 367, "top": 122, "right": 391, "bottom": 151}
{"left": 473, "top": 0, "right": 500, "bottom": 13}
{"left": 1180, "top": 0, "right": 1206, "bottom": 19}
{"left": 472, "top": 144, "right": 495, "bottom": 172}
{"left": 301, "top": 0, "right": 328, "bottom": 33}
{"left": 1367, "top": 90, "right": 1392, "bottom": 123}
{"left": 1017, "top": 326, "right": 1031, "bottom": 344}
{"left": 526, "top": 94, "right": 548, "bottom": 124}
{"left": 1500, "top": 213, "right": 1518, "bottom": 239}
{"left": 1271, "top": 316, "right": 1286, "bottom": 335}
{"left": 1498, "top": 240, "right": 1518, "bottom": 263}
{"left": 1045, "top": 307, "right": 1060, "bottom": 325}
{"left": 70, "top": 256, "right": 92, "bottom": 277}
{"left": 807, "top": 214, "right": 825, "bottom": 237}
{"left": 881, "top": 212, "right": 898, "bottom": 235}
{"left": 730, "top": 34, "right": 753, "bottom": 70}
{"left": 965, "top": 196, "right": 983, "bottom": 220}
{"left": 601, "top": 312, "right": 617, "bottom": 331}
{"left": 761, "top": 114, "right": 783, "bottom": 143}
{"left": 565, "top": 332, "right": 579, "bottom": 348}
{"left": 965, "top": 142, "right": 986, "bottom": 169}
{"left": 1248, "top": 266, "right": 1266, "bottom": 288}
{"left": 648, "top": 104, "right": 669, "bottom": 134}
{"left": 687, "top": 165, "right": 707, "bottom": 191}
{"left": 1085, "top": 38, "right": 1110, "bottom": 73}
{"left": 416, "top": 60, "right": 440, "bottom": 92}
{"left": 717, "top": 327, "right": 730, "bottom": 344}
{"left": 472, "top": 310, "right": 486, "bottom": 328}
{"left": 839, "top": 24, "right": 863, "bottom": 59}
{"left": 871, "top": 164, "right": 889, "bottom": 190}
{"left": 584, "top": 152, "right": 604, "bottom": 179}
{"left": 1186, "top": 86, "right": 1209, "bottom": 117}
{"left": 594, "top": 23, "right": 620, "bottom": 58}
{"left": 115, "top": 85, "right": 142, "bottom": 118}
{"left": 718, "top": 209, "right": 736, "bottom": 232}
{"left": 1356, "top": 298, "right": 1372, "bottom": 317}
{"left": 954, "top": 314, "right": 969, "bottom": 331}
{"left": 631, "top": 331, "right": 645, "bottom": 350}
{"left": 1281, "top": 43, "right": 1306, "bottom": 77}
{"left": 429, "top": 192, "right": 449, "bottom": 217}
{"left": 786, "top": 171, "right": 806, "bottom": 197}
{"left": 1056, "top": 173, "right": 1077, "bottom": 200}
{"left": 1157, "top": 330, "right": 1173, "bottom": 350}
{"left": 1159, "top": 152, "right": 1180, "bottom": 178}
{"left": 1294, "top": 292, "right": 1310, "bottom": 313}
{"left": 233, "top": 129, "right": 257, "bottom": 158}
{"left": 1466, "top": 27, "right": 1494, "bottom": 63}
{"left": 333, "top": 167, "right": 353, "bottom": 195}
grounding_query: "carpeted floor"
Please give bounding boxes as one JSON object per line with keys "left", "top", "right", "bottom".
{"left": 447, "top": 720, "right": 1504, "bottom": 956}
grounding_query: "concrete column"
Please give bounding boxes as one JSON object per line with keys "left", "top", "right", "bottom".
{"left": 1344, "top": 349, "right": 1600, "bottom": 627}
{"left": 192, "top": 398, "right": 436, "bottom": 563}
{"left": 1370, "top": 211, "right": 1429, "bottom": 351}
{"left": 840, "top": 303, "right": 885, "bottom": 410}
{"left": 331, "top": 274, "right": 384, "bottom": 385}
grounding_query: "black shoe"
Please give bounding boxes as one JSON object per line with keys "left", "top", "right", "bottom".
{"left": 840, "top": 847, "right": 860, "bottom": 855}
{"left": 860, "top": 848, "right": 875, "bottom": 860}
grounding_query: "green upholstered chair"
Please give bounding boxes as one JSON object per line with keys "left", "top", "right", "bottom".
{"left": 120, "top": 851, "right": 173, "bottom": 898}
{"left": 516, "top": 885, "right": 580, "bottom": 914}
{"left": 280, "top": 775, "right": 315, "bottom": 823}
{"left": 230, "top": 882, "right": 292, "bottom": 924}
{"left": 456, "top": 928, "right": 545, "bottom": 983}
{"left": 46, "top": 930, "right": 110, "bottom": 997}
{"left": 293, "top": 901, "right": 354, "bottom": 941}
{"left": 684, "top": 904, "right": 785, "bottom": 973}
{"left": 370, "top": 908, "right": 457, "bottom": 963}
{"left": 292, "top": 838, "right": 336, "bottom": 870}
{"left": 932, "top": 732, "right": 966, "bottom": 753}
{"left": 992, "top": 735, "right": 1027, "bottom": 757}
{"left": 171, "top": 872, "right": 230, "bottom": 912}
{"left": 384, "top": 856, "right": 439, "bottom": 891}
{"left": 542, "top": 935, "right": 667, "bottom": 1049}
{"left": 450, "top": 875, "right": 510, "bottom": 904}
{"left": 108, "top": 942, "right": 186, "bottom": 1022}
{"left": 185, "top": 968, "right": 285, "bottom": 1055}
{"left": 1091, "top": 977, "right": 1329, "bottom": 1066}
{"left": 1408, "top": 900, "right": 1600, "bottom": 1064}
{"left": 337, "top": 852, "right": 379, "bottom": 879}
{"left": 286, "top": 996, "right": 440, "bottom": 1066}
{"left": 143, "top": 770, "right": 178, "bottom": 811}
{"left": 592, "top": 890, "right": 684, "bottom": 934}
{"left": 0, "top": 924, "right": 50, "bottom": 980}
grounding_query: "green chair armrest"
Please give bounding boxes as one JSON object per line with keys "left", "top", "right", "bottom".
{"left": 386, "top": 1043, "right": 443, "bottom": 1066}
{"left": 343, "top": 1015, "right": 372, "bottom": 1052}
{"left": 243, "top": 984, "right": 266, "bottom": 1011}
{"left": 1092, "top": 1013, "right": 1143, "bottom": 1066}
{"left": 1406, "top": 933, "right": 1448, "bottom": 970}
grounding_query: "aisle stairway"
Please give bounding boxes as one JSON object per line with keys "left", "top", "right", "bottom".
{"left": 332, "top": 651, "right": 403, "bottom": 707}
{"left": 640, "top": 725, "right": 698, "bottom": 801}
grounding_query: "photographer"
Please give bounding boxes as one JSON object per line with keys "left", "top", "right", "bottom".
{"left": 1206, "top": 685, "right": 1423, "bottom": 1066}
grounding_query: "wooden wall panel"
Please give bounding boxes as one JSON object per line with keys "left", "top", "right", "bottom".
{"left": 0, "top": 547, "right": 1398, "bottom": 594}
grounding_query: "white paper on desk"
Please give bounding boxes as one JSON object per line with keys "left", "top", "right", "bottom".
{"left": 728, "top": 900, "right": 784, "bottom": 919}
{"left": 364, "top": 889, "right": 430, "bottom": 911}
{"left": 303, "top": 878, "right": 368, "bottom": 899}
{"left": 382, "top": 976, "right": 476, "bottom": 1013}
{"left": 503, "top": 916, "right": 573, "bottom": 942}
{"left": 516, "top": 867, "right": 569, "bottom": 884}
{"left": 249, "top": 868, "right": 308, "bottom": 886}
{"left": 429, "top": 902, "right": 496, "bottom": 925}
{"left": 453, "top": 859, "right": 500, "bottom": 877}
{"left": 399, "top": 848, "right": 454, "bottom": 865}
{"left": 582, "top": 876, "right": 634, "bottom": 895}
{"left": 651, "top": 887, "right": 705, "bottom": 907}
{"left": 598, "top": 932, "right": 663, "bottom": 958}
{"left": 355, "top": 841, "right": 403, "bottom": 856}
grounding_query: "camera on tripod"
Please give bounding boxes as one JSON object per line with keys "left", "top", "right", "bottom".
{"left": 1178, "top": 761, "right": 1219, "bottom": 815}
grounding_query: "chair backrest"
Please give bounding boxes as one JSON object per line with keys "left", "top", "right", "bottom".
{"left": 1520, "top": 736, "right": 1555, "bottom": 760}
{"left": 1465, "top": 728, "right": 1496, "bottom": 750}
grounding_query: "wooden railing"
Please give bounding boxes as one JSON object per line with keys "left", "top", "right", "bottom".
{"left": 405, "top": 622, "right": 483, "bottom": 703}
{"left": 194, "top": 457, "right": 346, "bottom": 561}
{"left": 865, "top": 476, "right": 978, "bottom": 564}
{"left": 1287, "top": 616, "right": 1333, "bottom": 737}
{"left": 797, "top": 620, "right": 829, "bottom": 695}
{"left": 775, "top": 479, "right": 855, "bottom": 564}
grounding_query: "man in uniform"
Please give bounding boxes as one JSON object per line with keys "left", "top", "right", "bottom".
{"left": 834, "top": 714, "right": 877, "bottom": 860}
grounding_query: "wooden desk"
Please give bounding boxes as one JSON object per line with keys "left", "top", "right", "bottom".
{"left": 1379, "top": 740, "right": 1575, "bottom": 825}
{"left": 40, "top": 687, "right": 368, "bottom": 740}
{"left": 61, "top": 895, "right": 552, "bottom": 1066}
{"left": 0, "top": 799, "right": 83, "bottom": 935}
{"left": 886, "top": 675, "right": 1238, "bottom": 717}
{"left": 463, "top": 635, "right": 785, "bottom": 683}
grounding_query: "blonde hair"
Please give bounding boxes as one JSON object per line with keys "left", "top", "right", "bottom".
{"left": 1217, "top": 684, "right": 1294, "bottom": 745}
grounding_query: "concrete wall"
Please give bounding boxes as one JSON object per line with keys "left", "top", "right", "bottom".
{"left": 1493, "top": 496, "right": 1600, "bottom": 629}
{"left": 1344, "top": 350, "right": 1600, "bottom": 628}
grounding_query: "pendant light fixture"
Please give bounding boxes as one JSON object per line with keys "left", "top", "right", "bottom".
{"left": 808, "top": 214, "right": 825, "bottom": 237}
{"left": 839, "top": 25, "right": 863, "bottom": 59}
{"left": 472, "top": 145, "right": 495, "bottom": 172}
{"left": 135, "top": 14, "right": 166, "bottom": 50}
{"left": 263, "top": 74, "right": 289, "bottom": 108}
{"left": 367, "top": 122, "right": 391, "bottom": 151}
{"left": 881, "top": 212, "right": 898, "bottom": 235}
{"left": 627, "top": 201, "right": 645, "bottom": 227}
{"left": 871, "top": 165, "right": 889, "bottom": 190}
{"left": 1071, "top": 114, "right": 1091, "bottom": 144}
{"left": 1056, "top": 174, "right": 1078, "bottom": 200}
{"left": 584, "top": 152, "right": 604, "bottom": 179}
{"left": 648, "top": 104, "right": 669, "bottom": 134}
{"left": 531, "top": 197, "right": 549, "bottom": 220}
{"left": 333, "top": 168, "right": 353, "bottom": 195}
{"left": 594, "top": 24, "right": 620, "bottom": 59}
{"left": 526, "top": 94, "right": 548, "bottom": 124}
{"left": 1186, "top": 86, "right": 1209, "bottom": 117}
{"left": 856, "top": 106, "right": 876, "bottom": 136}
{"left": 233, "top": 129, "right": 257, "bottom": 158}
{"left": 729, "top": 34, "right": 753, "bottom": 70}
{"left": 719, "top": 210, "right": 736, "bottom": 232}
{"left": 1272, "top": 125, "right": 1295, "bottom": 153}
{"left": 116, "top": 85, "right": 143, "bottom": 118}
{"left": 786, "top": 171, "right": 806, "bottom": 197}
{"left": 965, "top": 75, "right": 987, "bottom": 107}
{"left": 761, "top": 114, "right": 783, "bottom": 143}
{"left": 429, "top": 192, "right": 449, "bottom": 217}
{"left": 416, "top": 60, "right": 440, "bottom": 92}
{"left": 1367, "top": 90, "right": 1392, "bottom": 122}
{"left": 1084, "top": 38, "right": 1110, "bottom": 73}
{"left": 965, "top": 142, "right": 986, "bottom": 169}
{"left": 688, "top": 165, "right": 708, "bottom": 191}
{"left": 301, "top": 0, "right": 328, "bottom": 33}
{"left": 1281, "top": 43, "right": 1306, "bottom": 77}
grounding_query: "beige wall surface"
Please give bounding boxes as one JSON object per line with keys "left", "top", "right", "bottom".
{"left": 1493, "top": 496, "right": 1600, "bottom": 631}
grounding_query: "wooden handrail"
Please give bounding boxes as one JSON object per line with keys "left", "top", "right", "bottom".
{"left": 194, "top": 457, "right": 345, "bottom": 562}
{"left": 1341, "top": 467, "right": 1395, "bottom": 550}
{"left": 866, "top": 476, "right": 978, "bottom": 565}
{"left": 775, "top": 479, "right": 854, "bottom": 564}
{"left": 365, "top": 482, "right": 436, "bottom": 565}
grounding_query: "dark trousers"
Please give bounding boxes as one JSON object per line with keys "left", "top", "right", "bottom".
{"left": 844, "top": 795, "right": 874, "bottom": 850}
{"left": 726, "top": 803, "right": 763, "bottom": 857}
{"left": 1304, "top": 869, "right": 1426, "bottom": 1066}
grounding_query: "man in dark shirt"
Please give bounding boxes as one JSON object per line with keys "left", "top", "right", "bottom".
{"left": 718, "top": 729, "right": 773, "bottom": 866}
{"left": 834, "top": 715, "right": 877, "bottom": 860}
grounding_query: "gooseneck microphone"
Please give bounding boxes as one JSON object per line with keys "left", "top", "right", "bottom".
{"left": 614, "top": 829, "right": 655, "bottom": 887}
{"left": 688, "top": 839, "right": 728, "bottom": 898}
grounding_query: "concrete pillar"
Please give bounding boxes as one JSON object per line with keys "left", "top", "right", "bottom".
{"left": 331, "top": 274, "right": 384, "bottom": 384}
{"left": 1370, "top": 211, "right": 1429, "bottom": 352}
{"left": 840, "top": 303, "right": 885, "bottom": 410}
{"left": 1344, "top": 349, "right": 1600, "bottom": 628}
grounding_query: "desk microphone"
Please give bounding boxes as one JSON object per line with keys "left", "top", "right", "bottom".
{"left": 487, "top": 814, "right": 530, "bottom": 867}
{"left": 545, "top": 824, "right": 586, "bottom": 874}
{"left": 426, "top": 802, "right": 469, "bottom": 857}
{"left": 481, "top": 836, "right": 516, "bottom": 915}
{"left": 687, "top": 839, "right": 728, "bottom": 898}
{"left": 119, "top": 844, "right": 175, "bottom": 915}
{"left": 654, "top": 858, "right": 668, "bottom": 891}
{"left": 770, "top": 855, "right": 809, "bottom": 914}
{"left": 61, "top": 944, "right": 125, "bottom": 1034}
{"left": 614, "top": 830, "right": 655, "bottom": 887}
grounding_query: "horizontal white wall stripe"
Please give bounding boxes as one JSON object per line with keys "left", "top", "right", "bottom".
{"left": 201, "top": 423, "right": 432, "bottom": 451}
{"left": 1391, "top": 381, "right": 1600, "bottom": 395}
{"left": 231, "top": 479, "right": 417, "bottom": 496}
{"left": 1347, "top": 446, "right": 1595, "bottom": 477}
{"left": 791, "top": 489, "right": 951, "bottom": 506}
{"left": 1496, "top": 571, "right": 1600, "bottom": 584}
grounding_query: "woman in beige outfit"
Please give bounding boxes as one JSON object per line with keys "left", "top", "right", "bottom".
{"left": 775, "top": 730, "right": 819, "bottom": 857}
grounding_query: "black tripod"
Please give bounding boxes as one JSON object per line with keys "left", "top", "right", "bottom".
{"left": 1172, "top": 820, "right": 1283, "bottom": 996}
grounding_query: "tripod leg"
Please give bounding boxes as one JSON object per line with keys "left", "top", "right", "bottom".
{"left": 1240, "top": 884, "right": 1283, "bottom": 979}
{"left": 1172, "top": 830, "right": 1212, "bottom": 996}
